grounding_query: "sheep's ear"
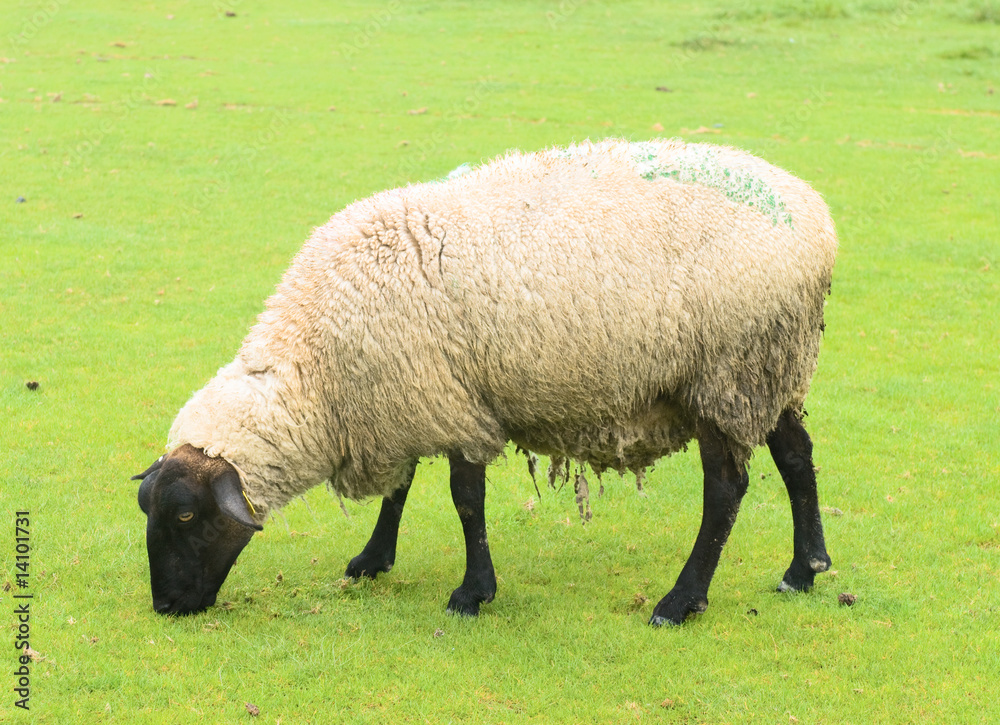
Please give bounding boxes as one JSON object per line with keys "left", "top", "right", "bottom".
{"left": 137, "top": 471, "right": 157, "bottom": 515}
{"left": 131, "top": 455, "right": 165, "bottom": 481}
{"left": 211, "top": 469, "right": 263, "bottom": 531}
{"left": 133, "top": 456, "right": 165, "bottom": 515}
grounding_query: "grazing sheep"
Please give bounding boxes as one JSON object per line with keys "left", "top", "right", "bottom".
{"left": 133, "top": 138, "right": 837, "bottom": 624}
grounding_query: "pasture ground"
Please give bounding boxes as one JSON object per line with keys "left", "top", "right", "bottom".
{"left": 1, "top": 1, "right": 998, "bottom": 722}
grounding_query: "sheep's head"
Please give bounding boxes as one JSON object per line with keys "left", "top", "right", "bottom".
{"left": 132, "top": 444, "right": 262, "bottom": 615}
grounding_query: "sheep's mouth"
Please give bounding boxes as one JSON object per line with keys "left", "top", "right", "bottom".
{"left": 153, "top": 589, "right": 218, "bottom": 616}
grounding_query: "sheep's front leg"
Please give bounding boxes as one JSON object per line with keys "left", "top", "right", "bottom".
{"left": 345, "top": 461, "right": 417, "bottom": 579}
{"left": 767, "top": 409, "right": 832, "bottom": 592}
{"left": 650, "top": 424, "right": 749, "bottom": 625}
{"left": 446, "top": 456, "right": 497, "bottom": 616}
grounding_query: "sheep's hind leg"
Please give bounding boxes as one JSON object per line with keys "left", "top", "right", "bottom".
{"left": 650, "top": 423, "right": 749, "bottom": 626}
{"left": 446, "top": 456, "right": 497, "bottom": 616}
{"left": 345, "top": 461, "right": 417, "bottom": 579}
{"left": 767, "top": 409, "right": 832, "bottom": 592}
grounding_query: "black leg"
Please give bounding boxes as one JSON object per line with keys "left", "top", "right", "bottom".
{"left": 766, "top": 409, "right": 832, "bottom": 592}
{"left": 650, "top": 423, "right": 749, "bottom": 625}
{"left": 446, "top": 455, "right": 497, "bottom": 616}
{"left": 345, "top": 461, "right": 417, "bottom": 579}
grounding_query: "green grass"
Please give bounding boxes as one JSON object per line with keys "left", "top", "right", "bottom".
{"left": 2, "top": 0, "right": 998, "bottom": 722}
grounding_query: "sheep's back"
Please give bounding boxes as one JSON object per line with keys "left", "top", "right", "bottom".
{"left": 423, "top": 141, "right": 835, "bottom": 467}
{"left": 259, "top": 139, "right": 836, "bottom": 491}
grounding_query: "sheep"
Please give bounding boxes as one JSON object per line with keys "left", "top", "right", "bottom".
{"left": 133, "top": 138, "right": 837, "bottom": 624}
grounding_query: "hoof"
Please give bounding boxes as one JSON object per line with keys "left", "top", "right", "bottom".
{"left": 649, "top": 614, "right": 684, "bottom": 627}
{"left": 345, "top": 554, "right": 392, "bottom": 580}
{"left": 779, "top": 552, "right": 832, "bottom": 593}
{"left": 446, "top": 586, "right": 493, "bottom": 617}
{"left": 447, "top": 601, "right": 481, "bottom": 617}
{"left": 649, "top": 590, "right": 708, "bottom": 626}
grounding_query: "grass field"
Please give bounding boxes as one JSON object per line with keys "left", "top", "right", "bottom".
{"left": 2, "top": 0, "right": 998, "bottom": 722}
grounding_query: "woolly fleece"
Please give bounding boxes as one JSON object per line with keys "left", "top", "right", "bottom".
{"left": 168, "top": 138, "right": 837, "bottom": 518}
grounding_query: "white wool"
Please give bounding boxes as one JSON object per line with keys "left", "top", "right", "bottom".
{"left": 169, "top": 138, "right": 837, "bottom": 517}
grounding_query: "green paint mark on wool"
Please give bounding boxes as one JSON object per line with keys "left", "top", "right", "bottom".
{"left": 446, "top": 162, "right": 473, "bottom": 180}
{"left": 631, "top": 143, "right": 794, "bottom": 228}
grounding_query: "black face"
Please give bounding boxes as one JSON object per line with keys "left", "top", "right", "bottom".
{"left": 134, "top": 446, "right": 261, "bottom": 615}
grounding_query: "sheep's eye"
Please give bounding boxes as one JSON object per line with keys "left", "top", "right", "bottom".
{"left": 178, "top": 512, "right": 195, "bottom": 523}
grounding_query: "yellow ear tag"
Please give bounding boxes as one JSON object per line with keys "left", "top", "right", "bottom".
{"left": 242, "top": 490, "right": 257, "bottom": 517}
